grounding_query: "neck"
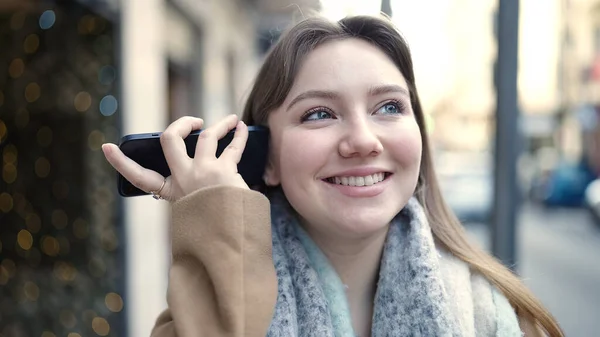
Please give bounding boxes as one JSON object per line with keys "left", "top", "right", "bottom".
{"left": 305, "top": 225, "right": 389, "bottom": 336}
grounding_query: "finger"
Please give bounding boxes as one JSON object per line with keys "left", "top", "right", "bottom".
{"left": 195, "top": 114, "right": 239, "bottom": 159}
{"left": 218, "top": 120, "right": 248, "bottom": 165}
{"left": 161, "top": 117, "right": 204, "bottom": 173}
{"left": 102, "top": 143, "right": 168, "bottom": 193}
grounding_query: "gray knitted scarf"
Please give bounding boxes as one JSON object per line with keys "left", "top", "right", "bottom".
{"left": 265, "top": 189, "right": 523, "bottom": 337}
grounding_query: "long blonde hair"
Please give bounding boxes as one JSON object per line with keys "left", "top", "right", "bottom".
{"left": 241, "top": 15, "right": 563, "bottom": 337}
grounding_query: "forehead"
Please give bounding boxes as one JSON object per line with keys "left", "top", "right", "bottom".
{"left": 289, "top": 38, "right": 409, "bottom": 94}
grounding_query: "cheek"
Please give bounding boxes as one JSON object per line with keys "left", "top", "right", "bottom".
{"left": 387, "top": 123, "right": 422, "bottom": 167}
{"left": 278, "top": 132, "right": 326, "bottom": 178}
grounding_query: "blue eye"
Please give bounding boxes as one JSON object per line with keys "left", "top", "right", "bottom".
{"left": 302, "top": 110, "right": 334, "bottom": 122}
{"left": 377, "top": 102, "right": 403, "bottom": 115}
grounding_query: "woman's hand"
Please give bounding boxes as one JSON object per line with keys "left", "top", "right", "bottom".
{"left": 102, "top": 114, "right": 250, "bottom": 201}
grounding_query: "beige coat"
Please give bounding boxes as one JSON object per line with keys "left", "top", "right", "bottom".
{"left": 150, "top": 186, "right": 546, "bottom": 337}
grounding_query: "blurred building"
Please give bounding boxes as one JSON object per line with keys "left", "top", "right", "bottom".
{"left": 390, "top": 0, "right": 599, "bottom": 178}
{"left": 558, "top": 0, "right": 600, "bottom": 173}
{"left": 391, "top": 0, "right": 565, "bottom": 153}
{"left": 0, "top": 0, "right": 317, "bottom": 336}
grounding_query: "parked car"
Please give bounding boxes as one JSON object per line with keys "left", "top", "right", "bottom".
{"left": 533, "top": 161, "right": 596, "bottom": 207}
{"left": 439, "top": 170, "right": 493, "bottom": 224}
{"left": 437, "top": 151, "right": 493, "bottom": 224}
{"left": 585, "top": 178, "right": 600, "bottom": 226}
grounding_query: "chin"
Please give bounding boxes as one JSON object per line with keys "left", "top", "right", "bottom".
{"left": 332, "top": 210, "right": 396, "bottom": 238}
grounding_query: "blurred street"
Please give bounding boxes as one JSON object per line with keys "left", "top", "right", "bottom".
{"left": 466, "top": 205, "right": 600, "bottom": 337}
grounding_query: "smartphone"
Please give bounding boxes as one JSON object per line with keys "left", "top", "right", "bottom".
{"left": 117, "top": 125, "right": 269, "bottom": 197}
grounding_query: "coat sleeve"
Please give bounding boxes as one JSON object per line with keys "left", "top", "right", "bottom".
{"left": 150, "top": 186, "right": 278, "bottom": 337}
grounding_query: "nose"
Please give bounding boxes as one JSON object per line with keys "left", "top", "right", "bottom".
{"left": 338, "top": 119, "right": 383, "bottom": 158}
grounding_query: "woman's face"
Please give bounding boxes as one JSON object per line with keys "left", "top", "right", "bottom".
{"left": 266, "top": 38, "right": 422, "bottom": 240}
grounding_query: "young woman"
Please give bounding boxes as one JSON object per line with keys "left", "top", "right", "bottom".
{"left": 103, "top": 15, "right": 562, "bottom": 337}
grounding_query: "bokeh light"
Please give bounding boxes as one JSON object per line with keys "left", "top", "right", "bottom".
{"left": 2, "top": 259, "right": 16, "bottom": 278}
{"left": 59, "top": 310, "right": 77, "bottom": 328}
{"left": 54, "top": 261, "right": 77, "bottom": 282}
{"left": 99, "top": 95, "right": 117, "bottom": 116}
{"left": 23, "top": 281, "right": 40, "bottom": 301}
{"left": 10, "top": 11, "right": 26, "bottom": 30}
{"left": 35, "top": 157, "right": 51, "bottom": 178}
{"left": 92, "top": 317, "right": 110, "bottom": 336}
{"left": 105, "top": 292, "right": 123, "bottom": 312}
{"left": 8, "top": 58, "right": 25, "bottom": 78}
{"left": 3, "top": 163, "right": 17, "bottom": 183}
{"left": 0, "top": 264, "right": 9, "bottom": 285}
{"left": 52, "top": 209, "right": 68, "bottom": 229}
{"left": 87, "top": 130, "right": 105, "bottom": 151}
{"left": 0, "top": 193, "right": 13, "bottom": 213}
{"left": 41, "top": 331, "right": 56, "bottom": 337}
{"left": 94, "top": 186, "right": 114, "bottom": 207}
{"left": 3, "top": 144, "right": 17, "bottom": 164}
{"left": 0, "top": 119, "right": 6, "bottom": 141}
{"left": 24, "top": 34, "right": 40, "bottom": 54}
{"left": 78, "top": 15, "right": 95, "bottom": 34}
{"left": 25, "top": 213, "right": 41, "bottom": 233}
{"left": 25, "top": 82, "right": 41, "bottom": 102}
{"left": 74, "top": 91, "right": 92, "bottom": 112}
{"left": 39, "top": 10, "right": 56, "bottom": 30}
{"left": 57, "top": 235, "right": 71, "bottom": 255}
{"left": 98, "top": 65, "right": 116, "bottom": 85}
{"left": 0, "top": 120, "right": 6, "bottom": 142}
{"left": 67, "top": 333, "right": 82, "bottom": 337}
{"left": 17, "top": 230, "right": 33, "bottom": 250}
{"left": 42, "top": 236, "right": 60, "bottom": 257}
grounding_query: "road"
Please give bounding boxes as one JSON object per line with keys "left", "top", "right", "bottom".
{"left": 465, "top": 205, "right": 600, "bottom": 337}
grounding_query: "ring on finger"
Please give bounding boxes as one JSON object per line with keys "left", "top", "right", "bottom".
{"left": 150, "top": 178, "right": 167, "bottom": 200}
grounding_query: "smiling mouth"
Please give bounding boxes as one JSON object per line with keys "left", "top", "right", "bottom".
{"left": 323, "top": 172, "right": 392, "bottom": 187}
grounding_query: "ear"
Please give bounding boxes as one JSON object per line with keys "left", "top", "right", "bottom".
{"left": 263, "top": 157, "right": 281, "bottom": 186}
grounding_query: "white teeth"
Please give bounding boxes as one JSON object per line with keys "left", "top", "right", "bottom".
{"left": 329, "top": 173, "right": 387, "bottom": 187}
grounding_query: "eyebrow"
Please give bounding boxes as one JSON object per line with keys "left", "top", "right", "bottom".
{"left": 368, "top": 84, "right": 409, "bottom": 97}
{"left": 286, "top": 84, "right": 410, "bottom": 111}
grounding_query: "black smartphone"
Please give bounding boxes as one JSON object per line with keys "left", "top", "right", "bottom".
{"left": 117, "top": 125, "right": 269, "bottom": 197}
